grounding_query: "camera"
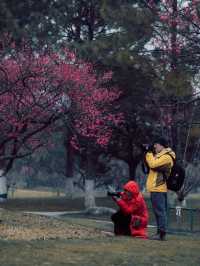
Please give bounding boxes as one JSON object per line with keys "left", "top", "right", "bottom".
{"left": 107, "top": 191, "right": 121, "bottom": 197}
{"left": 140, "top": 143, "right": 154, "bottom": 152}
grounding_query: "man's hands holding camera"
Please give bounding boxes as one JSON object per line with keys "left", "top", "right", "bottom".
{"left": 140, "top": 143, "right": 154, "bottom": 153}
{"left": 107, "top": 191, "right": 121, "bottom": 198}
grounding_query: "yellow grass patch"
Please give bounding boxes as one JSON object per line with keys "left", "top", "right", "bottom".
{"left": 0, "top": 209, "right": 108, "bottom": 240}
{"left": 8, "top": 188, "right": 65, "bottom": 198}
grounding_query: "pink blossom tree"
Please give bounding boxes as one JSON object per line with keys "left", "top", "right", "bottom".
{"left": 0, "top": 38, "right": 123, "bottom": 204}
{"left": 55, "top": 52, "right": 124, "bottom": 206}
{"left": 0, "top": 41, "right": 66, "bottom": 175}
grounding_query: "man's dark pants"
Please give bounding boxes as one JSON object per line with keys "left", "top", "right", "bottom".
{"left": 111, "top": 211, "right": 131, "bottom": 235}
{"left": 150, "top": 192, "right": 167, "bottom": 233}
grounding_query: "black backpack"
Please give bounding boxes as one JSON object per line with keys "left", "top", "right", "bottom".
{"left": 166, "top": 154, "right": 185, "bottom": 192}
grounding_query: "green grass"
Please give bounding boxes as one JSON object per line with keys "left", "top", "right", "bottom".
{"left": 0, "top": 232, "right": 200, "bottom": 266}
{"left": 0, "top": 197, "right": 200, "bottom": 265}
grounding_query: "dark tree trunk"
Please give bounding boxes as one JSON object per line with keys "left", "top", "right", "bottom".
{"left": 126, "top": 153, "right": 143, "bottom": 180}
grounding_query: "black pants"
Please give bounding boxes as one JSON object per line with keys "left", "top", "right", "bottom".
{"left": 111, "top": 211, "right": 131, "bottom": 235}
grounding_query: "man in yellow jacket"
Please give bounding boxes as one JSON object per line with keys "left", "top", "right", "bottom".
{"left": 145, "top": 137, "right": 175, "bottom": 241}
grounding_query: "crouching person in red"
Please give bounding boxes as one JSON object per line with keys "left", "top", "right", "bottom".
{"left": 110, "top": 181, "right": 148, "bottom": 239}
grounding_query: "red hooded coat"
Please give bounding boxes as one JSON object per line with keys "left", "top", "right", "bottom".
{"left": 115, "top": 181, "right": 148, "bottom": 239}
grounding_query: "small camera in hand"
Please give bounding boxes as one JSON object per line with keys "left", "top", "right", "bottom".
{"left": 107, "top": 191, "right": 121, "bottom": 198}
{"left": 140, "top": 143, "right": 154, "bottom": 153}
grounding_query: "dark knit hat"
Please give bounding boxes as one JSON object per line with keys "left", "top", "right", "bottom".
{"left": 153, "top": 137, "right": 168, "bottom": 148}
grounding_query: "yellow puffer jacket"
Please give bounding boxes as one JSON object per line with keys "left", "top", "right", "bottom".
{"left": 145, "top": 148, "right": 176, "bottom": 192}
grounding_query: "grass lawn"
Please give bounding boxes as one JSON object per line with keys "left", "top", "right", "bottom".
{"left": 0, "top": 237, "right": 200, "bottom": 266}
{"left": 0, "top": 193, "right": 200, "bottom": 265}
{"left": 0, "top": 207, "right": 200, "bottom": 265}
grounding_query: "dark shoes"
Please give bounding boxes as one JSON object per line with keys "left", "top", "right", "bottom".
{"left": 149, "top": 231, "right": 166, "bottom": 241}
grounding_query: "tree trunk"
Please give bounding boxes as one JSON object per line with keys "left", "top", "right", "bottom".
{"left": 126, "top": 153, "right": 142, "bottom": 180}
{"left": 0, "top": 170, "right": 7, "bottom": 202}
{"left": 84, "top": 149, "right": 96, "bottom": 209}
{"left": 84, "top": 179, "right": 95, "bottom": 209}
{"left": 65, "top": 177, "right": 74, "bottom": 199}
{"left": 64, "top": 128, "right": 74, "bottom": 199}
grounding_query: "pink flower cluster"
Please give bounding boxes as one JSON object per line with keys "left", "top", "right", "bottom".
{"left": 0, "top": 39, "right": 124, "bottom": 160}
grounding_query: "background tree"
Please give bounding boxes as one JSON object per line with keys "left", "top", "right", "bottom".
{"left": 141, "top": 0, "right": 200, "bottom": 160}
{"left": 2, "top": 1, "right": 200, "bottom": 196}
{"left": 0, "top": 1, "right": 157, "bottom": 178}
{"left": 0, "top": 37, "right": 124, "bottom": 206}
{"left": 0, "top": 39, "right": 67, "bottom": 174}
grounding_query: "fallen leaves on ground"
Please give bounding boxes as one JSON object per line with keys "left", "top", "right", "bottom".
{"left": 0, "top": 209, "right": 108, "bottom": 240}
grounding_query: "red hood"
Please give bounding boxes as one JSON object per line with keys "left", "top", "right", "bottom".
{"left": 123, "top": 181, "right": 140, "bottom": 197}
